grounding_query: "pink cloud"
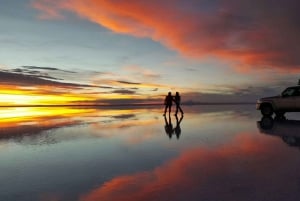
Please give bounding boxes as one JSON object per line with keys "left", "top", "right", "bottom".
{"left": 32, "top": 0, "right": 64, "bottom": 19}
{"left": 32, "top": 0, "right": 300, "bottom": 71}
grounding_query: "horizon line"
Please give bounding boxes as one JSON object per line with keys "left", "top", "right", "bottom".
{"left": 0, "top": 102, "right": 255, "bottom": 108}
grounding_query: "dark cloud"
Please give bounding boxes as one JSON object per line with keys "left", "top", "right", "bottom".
{"left": 0, "top": 71, "right": 97, "bottom": 89}
{"left": 5, "top": 68, "right": 64, "bottom": 81}
{"left": 117, "top": 81, "right": 141, "bottom": 85}
{"left": 112, "top": 114, "right": 136, "bottom": 120}
{"left": 22, "top": 65, "right": 76, "bottom": 73}
{"left": 23, "top": 66, "right": 59, "bottom": 71}
{"left": 99, "top": 86, "right": 114, "bottom": 89}
{"left": 112, "top": 89, "right": 136, "bottom": 95}
{"left": 97, "top": 98, "right": 161, "bottom": 106}
{"left": 11, "top": 68, "right": 63, "bottom": 80}
{"left": 34, "top": 75, "right": 63, "bottom": 80}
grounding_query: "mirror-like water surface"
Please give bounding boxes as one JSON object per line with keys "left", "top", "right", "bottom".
{"left": 1, "top": 105, "right": 300, "bottom": 201}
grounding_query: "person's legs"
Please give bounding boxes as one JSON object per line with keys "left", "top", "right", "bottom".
{"left": 164, "top": 105, "right": 168, "bottom": 114}
{"left": 179, "top": 105, "right": 183, "bottom": 114}
{"left": 175, "top": 104, "right": 179, "bottom": 115}
{"left": 168, "top": 105, "right": 171, "bottom": 115}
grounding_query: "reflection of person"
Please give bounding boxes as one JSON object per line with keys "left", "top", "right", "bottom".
{"left": 174, "top": 92, "right": 183, "bottom": 115}
{"left": 163, "top": 114, "right": 184, "bottom": 139}
{"left": 164, "top": 92, "right": 173, "bottom": 116}
{"left": 174, "top": 115, "right": 184, "bottom": 139}
{"left": 164, "top": 114, "right": 173, "bottom": 139}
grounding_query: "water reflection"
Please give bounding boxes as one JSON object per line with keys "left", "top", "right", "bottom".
{"left": 0, "top": 107, "right": 158, "bottom": 145}
{"left": 174, "top": 115, "right": 183, "bottom": 139}
{"left": 79, "top": 131, "right": 300, "bottom": 201}
{"left": 258, "top": 116, "right": 300, "bottom": 147}
{"left": 0, "top": 107, "right": 89, "bottom": 143}
{"left": 2, "top": 105, "right": 300, "bottom": 201}
{"left": 164, "top": 114, "right": 184, "bottom": 139}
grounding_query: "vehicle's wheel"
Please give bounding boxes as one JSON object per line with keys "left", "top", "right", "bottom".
{"left": 261, "top": 104, "right": 273, "bottom": 116}
{"left": 260, "top": 117, "right": 274, "bottom": 129}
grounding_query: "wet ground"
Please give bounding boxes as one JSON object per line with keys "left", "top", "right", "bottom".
{"left": 1, "top": 105, "right": 300, "bottom": 201}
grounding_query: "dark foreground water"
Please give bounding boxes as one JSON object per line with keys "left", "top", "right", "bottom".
{"left": 1, "top": 105, "right": 300, "bottom": 201}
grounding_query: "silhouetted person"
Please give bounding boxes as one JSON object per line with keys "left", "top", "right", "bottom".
{"left": 164, "top": 92, "right": 173, "bottom": 116}
{"left": 174, "top": 92, "right": 183, "bottom": 115}
{"left": 164, "top": 114, "right": 174, "bottom": 139}
{"left": 174, "top": 114, "right": 183, "bottom": 139}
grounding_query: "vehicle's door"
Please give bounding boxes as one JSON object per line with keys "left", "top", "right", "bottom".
{"left": 276, "top": 87, "right": 297, "bottom": 111}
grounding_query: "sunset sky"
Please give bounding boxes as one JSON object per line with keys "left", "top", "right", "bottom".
{"left": 1, "top": 0, "right": 300, "bottom": 105}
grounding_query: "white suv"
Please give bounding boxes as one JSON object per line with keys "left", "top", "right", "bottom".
{"left": 256, "top": 86, "right": 300, "bottom": 116}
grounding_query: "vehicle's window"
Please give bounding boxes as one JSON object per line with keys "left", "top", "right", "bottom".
{"left": 282, "top": 88, "right": 296, "bottom": 97}
{"left": 294, "top": 88, "right": 300, "bottom": 96}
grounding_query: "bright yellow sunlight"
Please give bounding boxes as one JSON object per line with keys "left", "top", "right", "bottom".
{"left": 0, "top": 89, "right": 95, "bottom": 106}
{"left": 0, "top": 88, "right": 148, "bottom": 106}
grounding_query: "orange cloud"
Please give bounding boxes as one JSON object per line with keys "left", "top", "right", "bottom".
{"left": 79, "top": 133, "right": 294, "bottom": 201}
{"left": 32, "top": 0, "right": 300, "bottom": 72}
{"left": 0, "top": 69, "right": 166, "bottom": 106}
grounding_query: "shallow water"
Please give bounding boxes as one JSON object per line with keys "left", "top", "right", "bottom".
{"left": 1, "top": 105, "right": 300, "bottom": 201}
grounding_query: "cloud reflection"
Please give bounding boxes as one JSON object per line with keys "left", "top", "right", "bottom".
{"left": 80, "top": 132, "right": 299, "bottom": 201}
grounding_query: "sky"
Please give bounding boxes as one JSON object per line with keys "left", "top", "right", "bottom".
{"left": 0, "top": 0, "right": 300, "bottom": 105}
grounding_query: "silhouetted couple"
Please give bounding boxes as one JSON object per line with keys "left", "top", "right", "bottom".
{"left": 163, "top": 92, "right": 184, "bottom": 116}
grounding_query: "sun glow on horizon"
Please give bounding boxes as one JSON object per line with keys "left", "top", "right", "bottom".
{"left": 0, "top": 85, "right": 166, "bottom": 106}
{"left": 0, "top": 88, "right": 130, "bottom": 106}
{"left": 0, "top": 93, "right": 95, "bottom": 106}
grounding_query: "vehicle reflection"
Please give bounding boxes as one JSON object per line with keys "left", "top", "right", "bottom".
{"left": 257, "top": 116, "right": 300, "bottom": 147}
{"left": 164, "top": 114, "right": 184, "bottom": 139}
